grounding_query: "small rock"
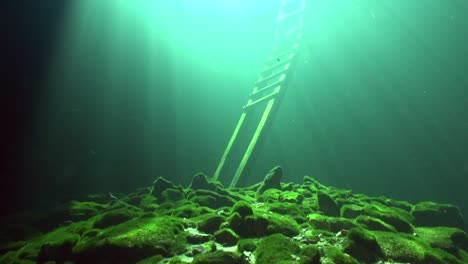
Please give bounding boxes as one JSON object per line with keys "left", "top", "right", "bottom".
{"left": 411, "top": 202, "right": 465, "bottom": 229}
{"left": 214, "top": 228, "right": 239, "bottom": 246}
{"left": 256, "top": 166, "right": 283, "bottom": 196}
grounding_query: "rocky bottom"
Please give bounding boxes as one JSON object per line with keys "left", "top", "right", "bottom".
{"left": 1, "top": 166, "right": 467, "bottom": 264}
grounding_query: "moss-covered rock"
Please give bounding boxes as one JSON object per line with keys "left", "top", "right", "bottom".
{"left": 364, "top": 203, "right": 414, "bottom": 233}
{"left": 415, "top": 227, "right": 468, "bottom": 256}
{"left": 188, "top": 173, "right": 224, "bottom": 192}
{"left": 151, "top": 177, "right": 177, "bottom": 201}
{"left": 374, "top": 230, "right": 442, "bottom": 263}
{"left": 74, "top": 216, "right": 186, "bottom": 263}
{"left": 162, "top": 188, "right": 185, "bottom": 202}
{"left": 229, "top": 213, "right": 269, "bottom": 238}
{"left": 307, "top": 213, "right": 331, "bottom": 231}
{"left": 93, "top": 208, "right": 140, "bottom": 229}
{"left": 188, "top": 190, "right": 236, "bottom": 209}
{"left": 324, "top": 246, "right": 359, "bottom": 264}
{"left": 255, "top": 234, "right": 301, "bottom": 264}
{"left": 355, "top": 215, "right": 397, "bottom": 232}
{"left": 192, "top": 251, "right": 242, "bottom": 264}
{"left": 265, "top": 213, "right": 300, "bottom": 237}
{"left": 279, "top": 191, "right": 304, "bottom": 204}
{"left": 411, "top": 201, "right": 465, "bottom": 229}
{"left": 300, "top": 245, "right": 320, "bottom": 264}
{"left": 237, "top": 238, "right": 258, "bottom": 252}
{"left": 231, "top": 200, "right": 253, "bottom": 218}
{"left": 198, "top": 214, "right": 226, "bottom": 234}
{"left": 340, "top": 204, "right": 365, "bottom": 219}
{"left": 257, "top": 189, "right": 282, "bottom": 203}
{"left": 317, "top": 191, "right": 340, "bottom": 217}
{"left": 343, "top": 227, "right": 383, "bottom": 263}
{"left": 214, "top": 228, "right": 239, "bottom": 246}
{"left": 256, "top": 166, "right": 283, "bottom": 196}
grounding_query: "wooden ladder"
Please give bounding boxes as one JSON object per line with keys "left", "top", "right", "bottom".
{"left": 213, "top": 0, "right": 305, "bottom": 188}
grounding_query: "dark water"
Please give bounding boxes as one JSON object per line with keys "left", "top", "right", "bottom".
{"left": 2, "top": 0, "right": 468, "bottom": 224}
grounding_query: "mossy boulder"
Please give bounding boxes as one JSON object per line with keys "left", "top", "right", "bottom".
{"left": 93, "top": 208, "right": 140, "bottom": 229}
{"left": 74, "top": 216, "right": 186, "bottom": 263}
{"left": 340, "top": 204, "right": 365, "bottom": 218}
{"left": 343, "top": 228, "right": 383, "bottom": 263}
{"left": 255, "top": 234, "right": 301, "bottom": 263}
{"left": 188, "top": 173, "right": 224, "bottom": 192}
{"left": 231, "top": 201, "right": 253, "bottom": 218}
{"left": 317, "top": 191, "right": 340, "bottom": 217}
{"left": 256, "top": 166, "right": 283, "bottom": 196}
{"left": 323, "top": 246, "right": 359, "bottom": 264}
{"left": 192, "top": 251, "right": 242, "bottom": 264}
{"left": 214, "top": 228, "right": 239, "bottom": 246}
{"left": 162, "top": 188, "right": 185, "bottom": 202}
{"left": 229, "top": 213, "right": 269, "bottom": 238}
{"left": 307, "top": 213, "right": 331, "bottom": 231}
{"left": 355, "top": 215, "right": 397, "bottom": 232}
{"left": 300, "top": 245, "right": 320, "bottom": 264}
{"left": 265, "top": 213, "right": 300, "bottom": 237}
{"left": 151, "top": 177, "right": 177, "bottom": 201}
{"left": 237, "top": 238, "right": 258, "bottom": 252}
{"left": 188, "top": 190, "right": 236, "bottom": 209}
{"left": 364, "top": 203, "right": 414, "bottom": 233}
{"left": 198, "top": 215, "right": 226, "bottom": 234}
{"left": 411, "top": 201, "right": 465, "bottom": 229}
{"left": 374, "top": 231, "right": 438, "bottom": 263}
{"left": 279, "top": 191, "right": 304, "bottom": 204}
{"left": 415, "top": 227, "right": 468, "bottom": 255}
{"left": 257, "top": 189, "right": 282, "bottom": 203}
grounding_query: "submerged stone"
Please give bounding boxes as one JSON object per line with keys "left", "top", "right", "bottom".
{"left": 317, "top": 191, "right": 340, "bottom": 217}
{"left": 411, "top": 201, "right": 465, "bottom": 229}
{"left": 343, "top": 227, "right": 383, "bottom": 263}
{"left": 255, "top": 234, "right": 301, "bottom": 263}
{"left": 256, "top": 166, "right": 283, "bottom": 196}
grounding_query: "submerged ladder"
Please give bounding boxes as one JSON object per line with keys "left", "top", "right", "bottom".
{"left": 213, "top": 0, "right": 306, "bottom": 188}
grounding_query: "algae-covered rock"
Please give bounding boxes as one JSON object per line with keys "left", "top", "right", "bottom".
{"left": 323, "top": 246, "right": 359, "bottom": 264}
{"left": 412, "top": 201, "right": 465, "bottom": 229}
{"left": 192, "top": 251, "right": 242, "bottom": 264}
{"left": 229, "top": 213, "right": 269, "bottom": 238}
{"left": 151, "top": 177, "right": 177, "bottom": 201}
{"left": 256, "top": 166, "right": 283, "bottom": 196}
{"left": 340, "top": 204, "right": 365, "bottom": 219}
{"left": 237, "top": 238, "right": 258, "bottom": 252}
{"left": 415, "top": 227, "right": 468, "bottom": 255}
{"left": 93, "top": 208, "right": 140, "bottom": 229}
{"left": 317, "top": 191, "right": 340, "bottom": 217}
{"left": 188, "top": 172, "right": 224, "bottom": 192}
{"left": 343, "top": 227, "right": 383, "bottom": 263}
{"left": 198, "top": 214, "right": 226, "bottom": 234}
{"left": 257, "top": 189, "right": 282, "bottom": 203}
{"left": 231, "top": 200, "right": 253, "bottom": 218}
{"left": 74, "top": 216, "right": 186, "bottom": 263}
{"left": 214, "top": 228, "right": 239, "bottom": 246}
{"left": 279, "top": 190, "right": 304, "bottom": 204}
{"left": 300, "top": 245, "right": 321, "bottom": 264}
{"left": 355, "top": 215, "right": 397, "bottom": 232}
{"left": 364, "top": 203, "right": 414, "bottom": 233}
{"left": 188, "top": 189, "right": 236, "bottom": 209}
{"left": 255, "top": 234, "right": 301, "bottom": 263}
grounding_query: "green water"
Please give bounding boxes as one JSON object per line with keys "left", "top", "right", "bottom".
{"left": 25, "top": 0, "right": 468, "bottom": 217}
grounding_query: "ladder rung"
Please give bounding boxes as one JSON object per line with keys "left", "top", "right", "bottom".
{"left": 258, "top": 64, "right": 290, "bottom": 83}
{"left": 244, "top": 90, "right": 280, "bottom": 110}
{"left": 252, "top": 76, "right": 285, "bottom": 97}
{"left": 263, "top": 55, "right": 293, "bottom": 73}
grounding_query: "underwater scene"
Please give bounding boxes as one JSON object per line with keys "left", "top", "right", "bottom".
{"left": 2, "top": 0, "right": 468, "bottom": 263}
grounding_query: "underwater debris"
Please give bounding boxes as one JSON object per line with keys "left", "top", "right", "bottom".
{"left": 0, "top": 166, "right": 467, "bottom": 264}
